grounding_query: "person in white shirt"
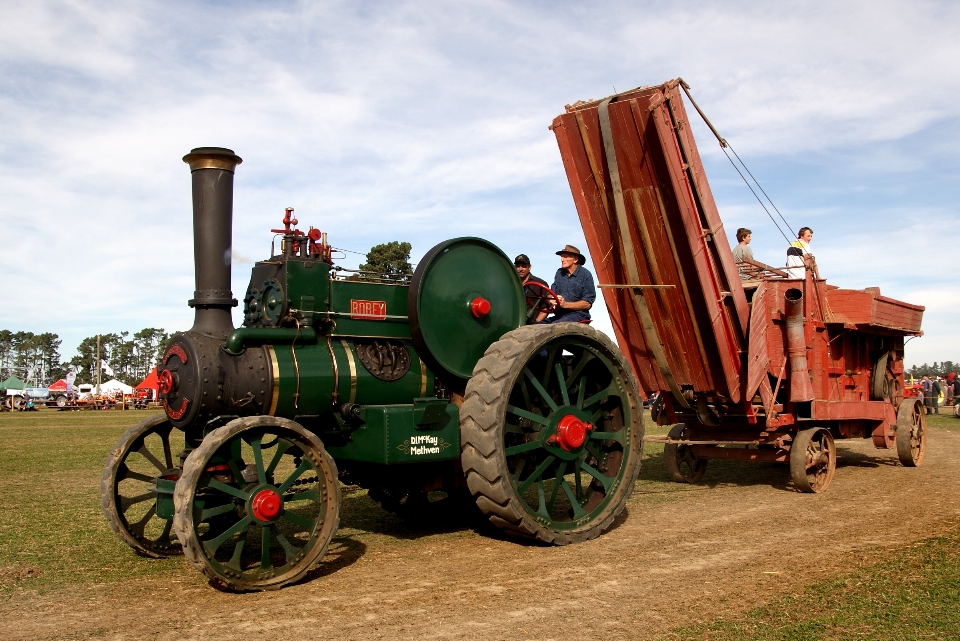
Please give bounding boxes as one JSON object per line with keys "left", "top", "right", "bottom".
{"left": 786, "top": 227, "right": 813, "bottom": 279}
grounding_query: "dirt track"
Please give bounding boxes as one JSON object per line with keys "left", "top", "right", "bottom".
{"left": 4, "top": 425, "right": 960, "bottom": 641}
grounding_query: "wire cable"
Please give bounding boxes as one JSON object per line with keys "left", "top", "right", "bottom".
{"left": 678, "top": 78, "right": 796, "bottom": 243}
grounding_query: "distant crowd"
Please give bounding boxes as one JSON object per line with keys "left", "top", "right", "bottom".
{"left": 918, "top": 374, "right": 958, "bottom": 415}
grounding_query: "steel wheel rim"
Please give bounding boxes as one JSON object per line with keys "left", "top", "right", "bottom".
{"left": 503, "top": 335, "right": 633, "bottom": 530}
{"left": 910, "top": 404, "right": 925, "bottom": 461}
{"left": 104, "top": 416, "right": 182, "bottom": 556}
{"left": 805, "top": 430, "right": 834, "bottom": 491}
{"left": 184, "top": 427, "right": 331, "bottom": 585}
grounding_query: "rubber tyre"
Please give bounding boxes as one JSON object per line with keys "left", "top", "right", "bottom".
{"left": 789, "top": 427, "right": 836, "bottom": 493}
{"left": 460, "top": 323, "right": 644, "bottom": 545}
{"left": 896, "top": 398, "right": 927, "bottom": 467}
{"left": 663, "top": 423, "right": 708, "bottom": 483}
{"left": 173, "top": 416, "right": 340, "bottom": 591}
{"left": 100, "top": 414, "right": 182, "bottom": 557}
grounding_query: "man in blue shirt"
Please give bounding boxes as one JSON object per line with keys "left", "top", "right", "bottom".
{"left": 539, "top": 244, "right": 596, "bottom": 324}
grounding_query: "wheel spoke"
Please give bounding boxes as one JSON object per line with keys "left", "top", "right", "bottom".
{"left": 208, "top": 478, "right": 250, "bottom": 500}
{"left": 540, "top": 345, "right": 558, "bottom": 390}
{"left": 264, "top": 440, "right": 293, "bottom": 477}
{"left": 161, "top": 433, "right": 174, "bottom": 470}
{"left": 203, "top": 515, "right": 252, "bottom": 557}
{"left": 590, "top": 430, "right": 624, "bottom": 444}
{"left": 284, "top": 487, "right": 320, "bottom": 504}
{"left": 576, "top": 378, "right": 587, "bottom": 408}
{"left": 120, "top": 490, "right": 156, "bottom": 512}
{"left": 129, "top": 504, "right": 157, "bottom": 537}
{"left": 200, "top": 502, "right": 238, "bottom": 521}
{"left": 277, "top": 459, "right": 311, "bottom": 493}
{"left": 506, "top": 405, "right": 550, "bottom": 426}
{"left": 516, "top": 455, "right": 556, "bottom": 495}
{"left": 505, "top": 440, "right": 544, "bottom": 457}
{"left": 545, "top": 461, "right": 567, "bottom": 513}
{"left": 505, "top": 423, "right": 525, "bottom": 435}
{"left": 560, "top": 479, "right": 586, "bottom": 518}
{"left": 580, "top": 460, "right": 612, "bottom": 491}
{"left": 273, "top": 527, "right": 300, "bottom": 561}
{"left": 224, "top": 533, "right": 247, "bottom": 572}
{"left": 136, "top": 444, "right": 167, "bottom": 474}
{"left": 281, "top": 510, "right": 315, "bottom": 531}
{"left": 251, "top": 437, "right": 268, "bottom": 485}
{"left": 566, "top": 353, "right": 596, "bottom": 394}
{"left": 555, "top": 364, "right": 570, "bottom": 406}
{"left": 119, "top": 465, "right": 155, "bottom": 484}
{"left": 260, "top": 522, "right": 272, "bottom": 569}
{"left": 574, "top": 464, "right": 584, "bottom": 501}
{"left": 524, "top": 367, "right": 558, "bottom": 411}
{"left": 583, "top": 385, "right": 615, "bottom": 410}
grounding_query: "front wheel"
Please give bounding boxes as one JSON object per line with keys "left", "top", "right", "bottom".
{"left": 663, "top": 423, "right": 708, "bottom": 483}
{"left": 173, "top": 416, "right": 340, "bottom": 591}
{"left": 460, "top": 323, "right": 643, "bottom": 545}
{"left": 100, "top": 414, "right": 183, "bottom": 557}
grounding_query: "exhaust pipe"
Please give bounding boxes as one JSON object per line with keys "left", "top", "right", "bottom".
{"left": 182, "top": 147, "right": 243, "bottom": 336}
{"left": 784, "top": 287, "right": 815, "bottom": 403}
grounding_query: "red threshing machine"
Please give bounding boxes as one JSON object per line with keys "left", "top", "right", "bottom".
{"left": 551, "top": 79, "right": 926, "bottom": 492}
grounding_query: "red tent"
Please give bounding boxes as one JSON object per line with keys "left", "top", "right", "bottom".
{"left": 136, "top": 368, "right": 159, "bottom": 399}
{"left": 48, "top": 379, "right": 67, "bottom": 392}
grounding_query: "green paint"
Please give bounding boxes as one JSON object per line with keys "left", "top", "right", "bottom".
{"left": 325, "top": 402, "right": 460, "bottom": 464}
{"left": 412, "top": 238, "right": 525, "bottom": 379}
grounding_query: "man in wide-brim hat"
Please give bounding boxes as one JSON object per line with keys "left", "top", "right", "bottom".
{"left": 539, "top": 244, "right": 596, "bottom": 324}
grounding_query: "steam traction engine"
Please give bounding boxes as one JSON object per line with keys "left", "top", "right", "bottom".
{"left": 101, "top": 147, "right": 644, "bottom": 590}
{"left": 550, "top": 79, "right": 926, "bottom": 493}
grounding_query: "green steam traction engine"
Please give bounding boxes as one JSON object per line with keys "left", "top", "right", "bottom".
{"left": 101, "top": 147, "right": 644, "bottom": 590}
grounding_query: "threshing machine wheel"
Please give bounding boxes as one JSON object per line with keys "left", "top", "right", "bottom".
{"left": 896, "top": 398, "right": 927, "bottom": 467}
{"left": 460, "top": 322, "right": 643, "bottom": 544}
{"left": 789, "top": 427, "right": 836, "bottom": 493}
{"left": 100, "top": 414, "right": 183, "bottom": 557}
{"left": 663, "top": 424, "right": 708, "bottom": 484}
{"left": 173, "top": 416, "right": 340, "bottom": 591}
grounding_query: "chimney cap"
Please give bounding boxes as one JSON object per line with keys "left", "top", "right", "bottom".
{"left": 183, "top": 147, "right": 242, "bottom": 172}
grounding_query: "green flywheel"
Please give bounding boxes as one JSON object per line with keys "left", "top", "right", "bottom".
{"left": 408, "top": 238, "right": 526, "bottom": 380}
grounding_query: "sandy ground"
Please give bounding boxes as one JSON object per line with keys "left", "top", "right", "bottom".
{"left": 3, "top": 427, "right": 959, "bottom": 641}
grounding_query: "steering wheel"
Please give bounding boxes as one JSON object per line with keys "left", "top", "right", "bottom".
{"left": 523, "top": 281, "right": 558, "bottom": 322}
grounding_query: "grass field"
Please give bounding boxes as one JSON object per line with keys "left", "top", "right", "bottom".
{"left": 1, "top": 407, "right": 958, "bottom": 640}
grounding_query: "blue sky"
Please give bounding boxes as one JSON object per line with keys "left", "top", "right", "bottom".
{"left": 1, "top": 0, "right": 957, "bottom": 368}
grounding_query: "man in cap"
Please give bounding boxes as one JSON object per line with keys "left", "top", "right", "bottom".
{"left": 515, "top": 254, "right": 551, "bottom": 324}
{"left": 540, "top": 244, "right": 596, "bottom": 324}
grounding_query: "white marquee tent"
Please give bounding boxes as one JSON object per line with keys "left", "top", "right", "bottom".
{"left": 99, "top": 379, "right": 134, "bottom": 395}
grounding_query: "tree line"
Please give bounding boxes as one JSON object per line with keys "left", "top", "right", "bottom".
{"left": 907, "top": 362, "right": 957, "bottom": 379}
{"left": 0, "top": 329, "right": 171, "bottom": 387}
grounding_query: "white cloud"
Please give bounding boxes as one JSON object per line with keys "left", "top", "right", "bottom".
{"left": 0, "top": 0, "right": 958, "bottom": 370}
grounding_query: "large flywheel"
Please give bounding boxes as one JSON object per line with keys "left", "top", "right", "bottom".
{"left": 460, "top": 323, "right": 644, "bottom": 544}
{"left": 408, "top": 237, "right": 526, "bottom": 381}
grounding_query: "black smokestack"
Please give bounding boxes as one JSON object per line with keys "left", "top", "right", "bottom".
{"left": 182, "top": 147, "right": 243, "bottom": 336}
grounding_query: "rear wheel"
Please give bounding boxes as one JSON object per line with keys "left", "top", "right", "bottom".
{"left": 173, "top": 416, "right": 340, "bottom": 591}
{"left": 663, "top": 423, "right": 708, "bottom": 483}
{"left": 896, "top": 398, "right": 927, "bottom": 467}
{"left": 460, "top": 323, "right": 643, "bottom": 545}
{"left": 790, "top": 427, "right": 836, "bottom": 493}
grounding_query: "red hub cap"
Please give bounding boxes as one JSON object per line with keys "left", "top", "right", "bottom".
{"left": 157, "top": 369, "right": 175, "bottom": 395}
{"left": 471, "top": 297, "right": 491, "bottom": 318}
{"left": 251, "top": 489, "right": 282, "bottom": 522}
{"left": 553, "top": 415, "right": 593, "bottom": 451}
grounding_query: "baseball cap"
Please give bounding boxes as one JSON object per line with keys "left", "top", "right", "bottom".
{"left": 514, "top": 254, "right": 531, "bottom": 266}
